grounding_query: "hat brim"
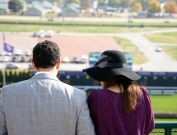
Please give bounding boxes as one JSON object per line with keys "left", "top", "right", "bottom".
{"left": 83, "top": 66, "right": 141, "bottom": 81}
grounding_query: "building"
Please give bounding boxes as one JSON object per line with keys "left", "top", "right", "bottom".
{"left": 0, "top": 0, "right": 9, "bottom": 9}
{"left": 60, "top": 3, "right": 80, "bottom": 17}
{"left": 42, "top": 0, "right": 53, "bottom": 9}
{"left": 25, "top": 0, "right": 54, "bottom": 4}
{"left": 23, "top": 5, "right": 46, "bottom": 16}
{"left": 0, "top": 0, "right": 9, "bottom": 15}
{"left": 80, "top": 0, "right": 92, "bottom": 10}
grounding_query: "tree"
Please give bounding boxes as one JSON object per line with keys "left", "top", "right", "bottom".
{"left": 80, "top": 0, "right": 92, "bottom": 10}
{"left": 56, "top": 0, "right": 63, "bottom": 4}
{"left": 65, "top": 0, "right": 80, "bottom": 4}
{"left": 8, "top": 0, "right": 23, "bottom": 13}
{"left": 133, "top": 2, "right": 142, "bottom": 13}
{"left": 56, "top": 0, "right": 80, "bottom": 4}
{"left": 46, "top": 10, "right": 57, "bottom": 21}
{"left": 148, "top": 0, "right": 161, "bottom": 13}
{"left": 97, "top": 0, "right": 106, "bottom": 5}
{"left": 136, "top": 0, "right": 152, "bottom": 11}
{"left": 82, "top": 0, "right": 151, "bottom": 9}
{"left": 164, "top": 2, "right": 177, "bottom": 14}
{"left": 109, "top": 0, "right": 123, "bottom": 5}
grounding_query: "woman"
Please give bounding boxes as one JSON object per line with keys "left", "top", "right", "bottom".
{"left": 83, "top": 50, "right": 154, "bottom": 135}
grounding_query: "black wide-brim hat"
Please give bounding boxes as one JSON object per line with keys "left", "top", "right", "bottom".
{"left": 83, "top": 50, "right": 141, "bottom": 81}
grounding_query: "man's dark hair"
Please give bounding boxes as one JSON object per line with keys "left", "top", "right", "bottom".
{"left": 33, "top": 40, "right": 60, "bottom": 69}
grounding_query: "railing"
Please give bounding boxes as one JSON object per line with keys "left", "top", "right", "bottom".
{"left": 75, "top": 85, "right": 177, "bottom": 95}
{"left": 152, "top": 122, "right": 177, "bottom": 135}
{"left": 1, "top": 86, "right": 177, "bottom": 95}
{"left": 147, "top": 86, "right": 177, "bottom": 95}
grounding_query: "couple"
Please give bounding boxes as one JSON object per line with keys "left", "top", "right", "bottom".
{"left": 0, "top": 40, "right": 154, "bottom": 135}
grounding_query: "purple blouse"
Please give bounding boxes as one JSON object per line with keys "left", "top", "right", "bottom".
{"left": 87, "top": 87, "right": 155, "bottom": 135}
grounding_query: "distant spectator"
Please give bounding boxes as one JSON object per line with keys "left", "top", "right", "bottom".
{"left": 84, "top": 50, "right": 154, "bottom": 135}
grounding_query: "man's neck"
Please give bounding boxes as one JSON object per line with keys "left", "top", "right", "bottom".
{"left": 36, "top": 68, "right": 58, "bottom": 76}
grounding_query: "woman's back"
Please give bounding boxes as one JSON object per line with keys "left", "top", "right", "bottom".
{"left": 88, "top": 87, "right": 154, "bottom": 135}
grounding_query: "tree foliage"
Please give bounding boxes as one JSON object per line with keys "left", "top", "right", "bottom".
{"left": 8, "top": 0, "right": 23, "bottom": 13}
{"left": 56, "top": 0, "right": 150, "bottom": 9}
{"left": 56, "top": 0, "right": 63, "bottom": 4}
{"left": 148, "top": 0, "right": 161, "bottom": 13}
{"left": 97, "top": 0, "right": 106, "bottom": 4}
{"left": 133, "top": 2, "right": 142, "bottom": 13}
{"left": 66, "top": 0, "right": 80, "bottom": 3}
{"left": 109, "top": 0, "right": 123, "bottom": 5}
{"left": 164, "top": 2, "right": 177, "bottom": 14}
{"left": 56, "top": 0, "right": 80, "bottom": 4}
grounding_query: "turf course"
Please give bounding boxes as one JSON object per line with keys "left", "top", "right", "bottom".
{"left": 114, "top": 37, "right": 147, "bottom": 64}
{"left": 146, "top": 32, "right": 177, "bottom": 61}
{"left": 151, "top": 95, "right": 177, "bottom": 113}
{"left": 0, "top": 24, "right": 161, "bottom": 33}
{"left": 146, "top": 32, "right": 177, "bottom": 44}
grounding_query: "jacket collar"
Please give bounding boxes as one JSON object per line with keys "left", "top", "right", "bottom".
{"left": 31, "top": 72, "right": 59, "bottom": 81}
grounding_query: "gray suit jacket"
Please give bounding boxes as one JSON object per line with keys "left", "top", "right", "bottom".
{"left": 0, "top": 73, "right": 95, "bottom": 135}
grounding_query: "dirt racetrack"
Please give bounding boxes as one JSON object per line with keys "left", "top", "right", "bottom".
{"left": 0, "top": 32, "right": 121, "bottom": 61}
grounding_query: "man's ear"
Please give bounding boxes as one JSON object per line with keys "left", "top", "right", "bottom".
{"left": 56, "top": 58, "right": 60, "bottom": 70}
{"left": 31, "top": 59, "right": 36, "bottom": 69}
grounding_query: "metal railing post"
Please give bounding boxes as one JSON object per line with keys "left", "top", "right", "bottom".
{"left": 165, "top": 128, "right": 172, "bottom": 135}
{"left": 155, "top": 122, "right": 177, "bottom": 135}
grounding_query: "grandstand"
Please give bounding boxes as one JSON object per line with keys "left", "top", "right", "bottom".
{"left": 58, "top": 71, "right": 177, "bottom": 95}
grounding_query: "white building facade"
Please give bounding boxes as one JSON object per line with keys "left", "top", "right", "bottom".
{"left": 0, "top": 0, "right": 9, "bottom": 9}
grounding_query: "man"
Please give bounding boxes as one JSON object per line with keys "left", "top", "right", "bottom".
{"left": 0, "top": 40, "right": 95, "bottom": 135}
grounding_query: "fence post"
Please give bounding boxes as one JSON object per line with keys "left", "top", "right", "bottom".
{"left": 165, "top": 128, "right": 172, "bottom": 135}
{"left": 155, "top": 122, "right": 177, "bottom": 135}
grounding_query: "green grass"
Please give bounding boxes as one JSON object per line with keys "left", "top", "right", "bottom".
{"left": 161, "top": 46, "right": 177, "bottom": 61}
{"left": 0, "top": 18, "right": 176, "bottom": 33}
{"left": 0, "top": 24, "right": 161, "bottom": 33}
{"left": 114, "top": 37, "right": 147, "bottom": 64}
{"left": 155, "top": 119, "right": 177, "bottom": 122}
{"left": 151, "top": 95, "right": 177, "bottom": 113}
{"left": 146, "top": 32, "right": 177, "bottom": 44}
{"left": 150, "top": 129, "right": 177, "bottom": 135}
{"left": 150, "top": 94, "right": 177, "bottom": 135}
{"left": 1, "top": 19, "right": 177, "bottom": 27}
{"left": 146, "top": 32, "right": 177, "bottom": 61}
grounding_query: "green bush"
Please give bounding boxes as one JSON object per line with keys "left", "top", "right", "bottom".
{"left": 0, "top": 70, "right": 32, "bottom": 84}
{"left": 155, "top": 112, "right": 177, "bottom": 119}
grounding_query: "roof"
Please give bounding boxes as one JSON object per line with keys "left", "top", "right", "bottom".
{"left": 67, "top": 3, "right": 80, "bottom": 9}
{"left": 24, "top": 5, "right": 46, "bottom": 15}
{"left": 31, "top": 1, "right": 40, "bottom": 6}
{"left": 42, "top": 0, "right": 53, "bottom": 9}
{"left": 0, "top": 0, "right": 9, "bottom": 9}
{"left": 62, "top": 3, "right": 80, "bottom": 14}
{"left": 0, "top": 6, "right": 7, "bottom": 10}
{"left": 0, "top": 0, "right": 9, "bottom": 2}
{"left": 33, "top": 5, "right": 46, "bottom": 12}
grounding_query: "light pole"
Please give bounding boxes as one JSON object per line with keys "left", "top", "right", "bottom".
{"left": 127, "top": 0, "right": 132, "bottom": 27}
{"left": 1, "top": 33, "right": 6, "bottom": 86}
{"left": 61, "top": 0, "right": 66, "bottom": 26}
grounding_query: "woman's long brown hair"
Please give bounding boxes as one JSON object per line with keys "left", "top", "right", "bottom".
{"left": 102, "top": 75, "right": 142, "bottom": 114}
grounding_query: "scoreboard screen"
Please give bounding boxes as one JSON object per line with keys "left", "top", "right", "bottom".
{"left": 89, "top": 51, "right": 133, "bottom": 70}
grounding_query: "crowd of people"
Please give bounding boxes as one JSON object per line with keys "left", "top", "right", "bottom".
{"left": 0, "top": 40, "right": 154, "bottom": 135}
